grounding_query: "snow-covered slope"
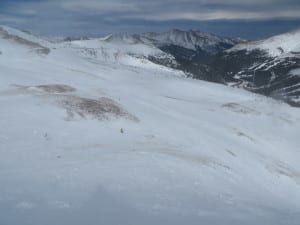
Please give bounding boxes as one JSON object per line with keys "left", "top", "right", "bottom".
{"left": 230, "top": 29, "right": 300, "bottom": 57}
{"left": 70, "top": 37, "right": 175, "bottom": 63}
{"left": 0, "top": 26, "right": 300, "bottom": 225}
{"left": 102, "top": 29, "right": 241, "bottom": 81}
{"left": 0, "top": 26, "right": 51, "bottom": 58}
{"left": 0, "top": 25, "right": 51, "bottom": 47}
{"left": 210, "top": 29, "right": 300, "bottom": 106}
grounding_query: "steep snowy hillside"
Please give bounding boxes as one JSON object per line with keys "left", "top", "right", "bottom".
{"left": 0, "top": 26, "right": 300, "bottom": 225}
{"left": 65, "top": 34, "right": 178, "bottom": 69}
{"left": 104, "top": 29, "right": 242, "bottom": 80}
{"left": 209, "top": 29, "right": 300, "bottom": 106}
{"left": 103, "top": 28, "right": 300, "bottom": 107}
{"left": 0, "top": 25, "right": 51, "bottom": 56}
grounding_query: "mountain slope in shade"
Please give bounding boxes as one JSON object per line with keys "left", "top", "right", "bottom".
{"left": 105, "top": 29, "right": 242, "bottom": 81}
{"left": 210, "top": 29, "right": 300, "bottom": 106}
{"left": 142, "top": 29, "right": 239, "bottom": 53}
{"left": 105, "top": 29, "right": 240, "bottom": 53}
{"left": 0, "top": 26, "right": 300, "bottom": 225}
{"left": 106, "top": 28, "right": 300, "bottom": 106}
{"left": 1, "top": 25, "right": 298, "bottom": 106}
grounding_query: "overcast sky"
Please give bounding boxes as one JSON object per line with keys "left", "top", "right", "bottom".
{"left": 0, "top": 0, "right": 300, "bottom": 39}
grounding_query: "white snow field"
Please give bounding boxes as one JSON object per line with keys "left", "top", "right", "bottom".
{"left": 0, "top": 26, "right": 300, "bottom": 225}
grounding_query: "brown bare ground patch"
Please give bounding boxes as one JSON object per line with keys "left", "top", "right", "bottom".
{"left": 0, "top": 84, "right": 76, "bottom": 96}
{"left": 10, "top": 84, "right": 76, "bottom": 93}
{"left": 2, "top": 83, "right": 138, "bottom": 122}
{"left": 58, "top": 95, "right": 139, "bottom": 122}
{"left": 222, "top": 103, "right": 260, "bottom": 115}
{"left": 35, "top": 84, "right": 76, "bottom": 93}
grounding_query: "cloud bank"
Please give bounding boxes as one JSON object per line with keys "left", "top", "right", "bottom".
{"left": 0, "top": 0, "right": 299, "bottom": 38}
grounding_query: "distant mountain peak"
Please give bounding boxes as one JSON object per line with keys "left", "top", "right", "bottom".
{"left": 104, "top": 28, "right": 241, "bottom": 53}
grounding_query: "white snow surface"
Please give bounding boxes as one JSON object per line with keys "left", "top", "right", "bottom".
{"left": 0, "top": 26, "right": 300, "bottom": 225}
{"left": 291, "top": 68, "right": 300, "bottom": 77}
{"left": 229, "top": 29, "right": 300, "bottom": 57}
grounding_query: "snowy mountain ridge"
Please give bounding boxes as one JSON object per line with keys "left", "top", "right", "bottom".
{"left": 0, "top": 25, "right": 53, "bottom": 47}
{"left": 0, "top": 25, "right": 180, "bottom": 71}
{"left": 229, "top": 29, "right": 300, "bottom": 57}
{"left": 214, "top": 29, "right": 300, "bottom": 106}
{"left": 105, "top": 28, "right": 240, "bottom": 53}
{"left": 0, "top": 25, "right": 299, "bottom": 106}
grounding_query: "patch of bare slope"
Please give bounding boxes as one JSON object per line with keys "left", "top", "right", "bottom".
{"left": 222, "top": 103, "right": 261, "bottom": 115}
{"left": 5, "top": 84, "right": 138, "bottom": 122}
{"left": 58, "top": 95, "right": 139, "bottom": 121}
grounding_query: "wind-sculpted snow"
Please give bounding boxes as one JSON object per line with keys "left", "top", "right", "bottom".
{"left": 0, "top": 26, "right": 300, "bottom": 225}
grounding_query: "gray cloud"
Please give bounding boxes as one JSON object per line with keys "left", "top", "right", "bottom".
{"left": 0, "top": 0, "right": 299, "bottom": 38}
{"left": 3, "top": 0, "right": 300, "bottom": 20}
{"left": 57, "top": 0, "right": 300, "bottom": 20}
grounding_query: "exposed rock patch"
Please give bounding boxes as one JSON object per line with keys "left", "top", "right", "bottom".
{"left": 58, "top": 95, "right": 139, "bottom": 122}
{"left": 34, "top": 84, "right": 76, "bottom": 93}
{"left": 3, "top": 84, "right": 138, "bottom": 122}
{"left": 7, "top": 84, "right": 76, "bottom": 94}
{"left": 222, "top": 103, "right": 260, "bottom": 115}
